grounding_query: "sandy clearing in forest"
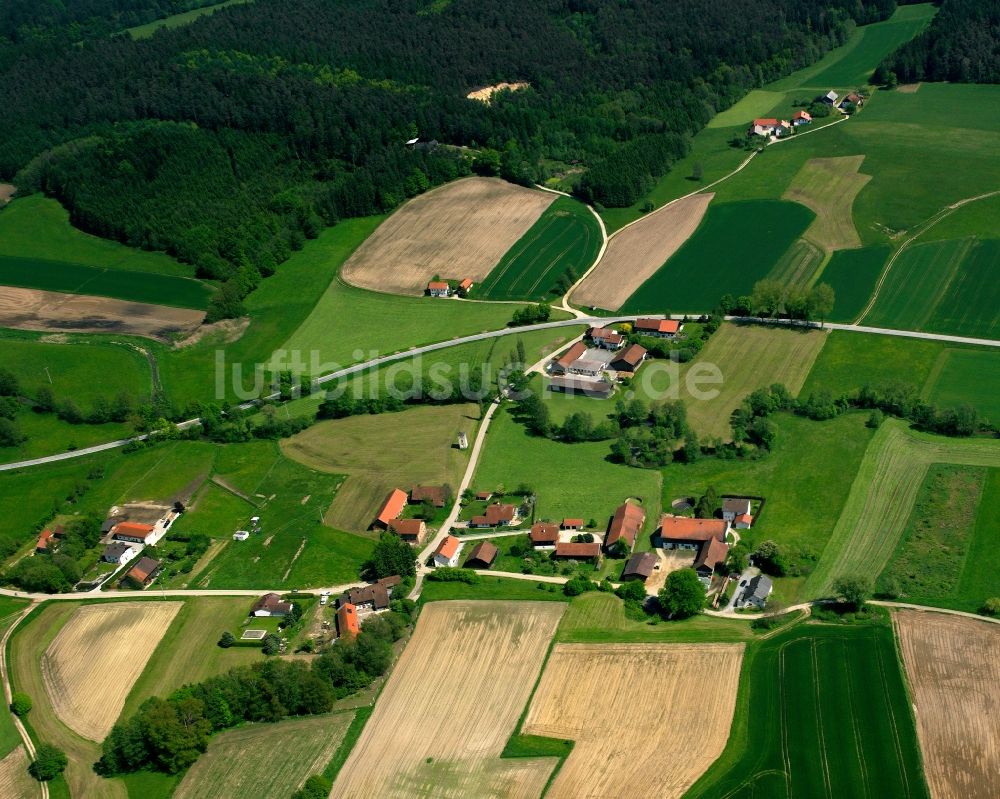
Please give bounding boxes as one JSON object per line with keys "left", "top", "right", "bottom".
{"left": 894, "top": 611, "right": 1000, "bottom": 799}
{"left": 0, "top": 746, "right": 36, "bottom": 799}
{"left": 523, "top": 643, "right": 744, "bottom": 798}
{"left": 0, "top": 286, "right": 204, "bottom": 340}
{"left": 330, "top": 600, "right": 565, "bottom": 799}
{"left": 466, "top": 82, "right": 530, "bottom": 103}
{"left": 572, "top": 193, "right": 713, "bottom": 310}
{"left": 42, "top": 601, "right": 182, "bottom": 741}
{"left": 0, "top": 184, "right": 15, "bottom": 204}
{"left": 340, "top": 177, "right": 555, "bottom": 295}
{"left": 897, "top": 82, "right": 922, "bottom": 93}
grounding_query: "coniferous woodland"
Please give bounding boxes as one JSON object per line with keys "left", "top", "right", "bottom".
{"left": 1, "top": 0, "right": 902, "bottom": 317}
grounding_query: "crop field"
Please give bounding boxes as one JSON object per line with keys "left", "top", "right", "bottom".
{"left": 819, "top": 245, "right": 890, "bottom": 321}
{"left": 573, "top": 193, "right": 712, "bottom": 310}
{"left": 767, "top": 238, "right": 825, "bottom": 287}
{"left": 621, "top": 200, "right": 814, "bottom": 313}
{"left": 281, "top": 403, "right": 478, "bottom": 532}
{"left": 174, "top": 713, "right": 353, "bottom": 799}
{"left": 923, "top": 348, "right": 1000, "bottom": 426}
{"left": 0, "top": 746, "right": 35, "bottom": 799}
{"left": 0, "top": 195, "right": 192, "bottom": 277}
{"left": 127, "top": 0, "right": 252, "bottom": 38}
{"left": 895, "top": 611, "right": 1000, "bottom": 799}
{"left": 689, "top": 622, "right": 928, "bottom": 799}
{"left": 783, "top": 156, "right": 871, "bottom": 252}
{"left": 472, "top": 406, "right": 662, "bottom": 536}
{"left": 863, "top": 238, "right": 1000, "bottom": 339}
{"left": 340, "top": 177, "right": 555, "bottom": 295}
{"left": 42, "top": 601, "right": 182, "bottom": 741}
{"left": 805, "top": 419, "right": 1000, "bottom": 598}
{"left": 120, "top": 597, "right": 264, "bottom": 719}
{"left": 331, "top": 601, "right": 565, "bottom": 798}
{"left": 477, "top": 196, "right": 601, "bottom": 301}
{"left": 524, "top": 643, "right": 743, "bottom": 798}
{"left": 675, "top": 322, "right": 827, "bottom": 440}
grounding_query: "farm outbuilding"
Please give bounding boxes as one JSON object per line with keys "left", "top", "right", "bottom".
{"left": 125, "top": 557, "right": 162, "bottom": 587}
{"left": 336, "top": 602, "right": 360, "bottom": 639}
{"left": 465, "top": 541, "right": 498, "bottom": 569}
{"left": 622, "top": 551, "right": 657, "bottom": 582}
{"left": 605, "top": 501, "right": 646, "bottom": 552}
{"left": 389, "top": 517, "right": 427, "bottom": 544}
{"left": 373, "top": 488, "right": 408, "bottom": 530}
{"left": 530, "top": 522, "right": 559, "bottom": 549}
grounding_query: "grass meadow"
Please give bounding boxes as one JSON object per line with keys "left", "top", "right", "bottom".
{"left": 687, "top": 620, "right": 929, "bottom": 799}
{"left": 0, "top": 597, "right": 30, "bottom": 758}
{"left": 621, "top": 200, "right": 814, "bottom": 313}
{"left": 922, "top": 348, "right": 1000, "bottom": 423}
{"left": 477, "top": 196, "right": 601, "bottom": 300}
{"left": 819, "top": 244, "right": 890, "bottom": 321}
{"left": 126, "top": 0, "right": 252, "bottom": 38}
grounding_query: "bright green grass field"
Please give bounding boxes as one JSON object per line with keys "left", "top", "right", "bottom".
{"left": 922, "top": 348, "right": 1000, "bottom": 423}
{"left": 0, "top": 255, "right": 212, "bottom": 310}
{"left": 477, "top": 196, "right": 601, "bottom": 300}
{"left": 820, "top": 244, "right": 890, "bottom": 322}
{"left": 127, "top": 0, "right": 252, "bottom": 38}
{"left": 472, "top": 405, "right": 662, "bottom": 540}
{"left": 864, "top": 238, "right": 1000, "bottom": 339}
{"left": 687, "top": 621, "right": 929, "bottom": 799}
{"left": 621, "top": 200, "right": 814, "bottom": 313}
{"left": 0, "top": 196, "right": 192, "bottom": 277}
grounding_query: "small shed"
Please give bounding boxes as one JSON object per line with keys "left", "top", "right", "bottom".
{"left": 465, "top": 541, "right": 498, "bottom": 569}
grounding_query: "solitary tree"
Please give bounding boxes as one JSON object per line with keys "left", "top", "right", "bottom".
{"left": 832, "top": 575, "right": 871, "bottom": 611}
{"left": 10, "top": 692, "right": 31, "bottom": 716}
{"left": 659, "top": 568, "right": 705, "bottom": 619}
{"left": 29, "top": 745, "right": 67, "bottom": 782}
{"left": 809, "top": 283, "right": 835, "bottom": 326}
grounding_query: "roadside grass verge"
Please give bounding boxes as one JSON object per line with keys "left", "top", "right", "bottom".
{"left": 478, "top": 197, "right": 601, "bottom": 301}
{"left": 419, "top": 576, "right": 569, "bottom": 604}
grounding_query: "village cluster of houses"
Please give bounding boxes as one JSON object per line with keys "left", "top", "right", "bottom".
{"left": 748, "top": 90, "right": 865, "bottom": 139}
{"left": 547, "top": 319, "right": 683, "bottom": 399}
{"left": 371, "top": 485, "right": 452, "bottom": 543}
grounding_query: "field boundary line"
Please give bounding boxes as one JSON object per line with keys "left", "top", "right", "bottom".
{"left": 811, "top": 640, "right": 833, "bottom": 798}
{"left": 0, "top": 604, "right": 46, "bottom": 799}
{"left": 873, "top": 630, "right": 912, "bottom": 797}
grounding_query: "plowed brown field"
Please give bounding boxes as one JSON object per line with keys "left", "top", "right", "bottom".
{"left": 330, "top": 600, "right": 565, "bottom": 798}
{"left": 340, "top": 177, "right": 555, "bottom": 295}
{"left": 42, "top": 601, "right": 182, "bottom": 740}
{"left": 523, "top": 642, "right": 744, "bottom": 798}
{"left": 572, "top": 193, "right": 712, "bottom": 310}
{"left": 895, "top": 611, "right": 1000, "bottom": 799}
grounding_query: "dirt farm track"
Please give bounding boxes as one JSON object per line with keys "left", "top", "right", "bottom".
{"left": 895, "top": 611, "right": 1000, "bottom": 799}
{"left": 340, "top": 177, "right": 555, "bottom": 295}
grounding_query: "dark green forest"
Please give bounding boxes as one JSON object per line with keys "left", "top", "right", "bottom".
{"left": 1, "top": 0, "right": 900, "bottom": 317}
{"left": 880, "top": 0, "right": 1000, "bottom": 82}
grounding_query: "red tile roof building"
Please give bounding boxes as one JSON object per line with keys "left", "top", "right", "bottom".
{"left": 561, "top": 518, "right": 585, "bottom": 530}
{"left": 634, "top": 318, "right": 682, "bottom": 336}
{"left": 411, "top": 485, "right": 447, "bottom": 507}
{"left": 36, "top": 528, "right": 55, "bottom": 553}
{"left": 336, "top": 602, "right": 360, "bottom": 639}
{"left": 112, "top": 521, "right": 156, "bottom": 544}
{"left": 466, "top": 541, "right": 498, "bottom": 569}
{"left": 554, "top": 342, "right": 588, "bottom": 373}
{"left": 433, "top": 535, "right": 461, "bottom": 567}
{"left": 471, "top": 503, "right": 517, "bottom": 527}
{"left": 605, "top": 501, "right": 646, "bottom": 552}
{"left": 610, "top": 344, "right": 648, "bottom": 372}
{"left": 657, "top": 514, "right": 730, "bottom": 577}
{"left": 125, "top": 557, "right": 161, "bottom": 587}
{"left": 373, "top": 488, "right": 408, "bottom": 529}
{"left": 530, "top": 522, "right": 560, "bottom": 546}
{"left": 389, "top": 518, "right": 427, "bottom": 543}
{"left": 554, "top": 541, "right": 601, "bottom": 560}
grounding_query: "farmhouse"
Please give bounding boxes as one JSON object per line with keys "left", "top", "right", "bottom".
{"left": 251, "top": 593, "right": 293, "bottom": 617}
{"left": 373, "top": 488, "right": 408, "bottom": 529}
{"left": 339, "top": 576, "right": 400, "bottom": 611}
{"left": 547, "top": 375, "right": 614, "bottom": 399}
{"left": 621, "top": 551, "right": 657, "bottom": 582}
{"left": 530, "top": 522, "right": 560, "bottom": 549}
{"left": 749, "top": 118, "right": 790, "bottom": 137}
{"left": 610, "top": 344, "right": 648, "bottom": 374}
{"left": 587, "top": 327, "right": 624, "bottom": 350}
{"left": 465, "top": 541, "right": 498, "bottom": 569}
{"left": 840, "top": 92, "right": 864, "bottom": 109}
{"left": 721, "top": 498, "right": 752, "bottom": 523}
{"left": 823, "top": 90, "right": 839, "bottom": 104}
{"left": 605, "top": 501, "right": 646, "bottom": 552}
{"left": 458, "top": 278, "right": 474, "bottom": 293}
{"left": 125, "top": 557, "right": 162, "bottom": 587}
{"left": 411, "top": 485, "right": 447, "bottom": 507}
{"left": 657, "top": 515, "right": 730, "bottom": 578}
{"left": 737, "top": 573, "right": 773, "bottom": 609}
{"left": 792, "top": 110, "right": 812, "bottom": 125}
{"left": 112, "top": 521, "right": 161, "bottom": 546}
{"left": 389, "top": 517, "right": 427, "bottom": 544}
{"left": 469, "top": 503, "right": 516, "bottom": 528}
{"left": 36, "top": 528, "right": 55, "bottom": 553}
{"left": 102, "top": 542, "right": 138, "bottom": 565}
{"left": 634, "top": 318, "right": 683, "bottom": 338}
{"left": 427, "top": 281, "right": 451, "bottom": 297}
{"left": 551, "top": 342, "right": 588, "bottom": 375}
{"left": 336, "top": 602, "right": 360, "bottom": 639}
{"left": 433, "top": 535, "right": 461, "bottom": 567}
{"left": 561, "top": 518, "right": 584, "bottom": 530}
{"left": 554, "top": 541, "right": 601, "bottom": 561}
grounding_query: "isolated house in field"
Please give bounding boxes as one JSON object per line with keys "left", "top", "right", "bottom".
{"left": 738, "top": 574, "right": 773, "bottom": 609}
{"left": 605, "top": 501, "right": 646, "bottom": 553}
{"left": 561, "top": 518, "right": 584, "bottom": 531}
{"left": 411, "top": 485, "right": 447, "bottom": 508}
{"left": 433, "top": 535, "right": 461, "bottom": 567}
{"left": 621, "top": 551, "right": 657, "bottom": 582}
{"left": 547, "top": 376, "right": 614, "bottom": 399}
{"left": 530, "top": 522, "right": 560, "bottom": 549}
{"left": 588, "top": 327, "right": 624, "bottom": 350}
{"left": 551, "top": 342, "right": 588, "bottom": 375}
{"left": 373, "top": 488, "right": 408, "bottom": 530}
{"left": 722, "top": 498, "right": 752, "bottom": 523}
{"left": 389, "top": 517, "right": 427, "bottom": 544}
{"left": 792, "top": 110, "right": 812, "bottom": 125}
{"left": 336, "top": 602, "right": 360, "bottom": 639}
{"left": 634, "top": 318, "right": 683, "bottom": 338}
{"left": 823, "top": 90, "right": 839, "bottom": 105}
{"left": 658, "top": 515, "right": 730, "bottom": 578}
{"left": 125, "top": 557, "right": 161, "bottom": 587}
{"left": 610, "top": 344, "right": 648, "bottom": 374}
{"left": 465, "top": 541, "right": 498, "bottom": 569}
{"left": 428, "top": 281, "right": 451, "bottom": 297}
{"left": 251, "top": 593, "right": 293, "bottom": 617}
{"left": 102, "top": 542, "right": 138, "bottom": 565}
{"left": 112, "top": 521, "right": 159, "bottom": 545}
{"left": 554, "top": 541, "right": 601, "bottom": 561}
{"left": 749, "top": 118, "right": 790, "bottom": 138}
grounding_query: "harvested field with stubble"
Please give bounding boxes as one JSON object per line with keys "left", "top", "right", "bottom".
{"left": 0, "top": 746, "right": 35, "bottom": 799}
{"left": 340, "top": 177, "right": 555, "bottom": 295}
{"left": 0, "top": 286, "right": 204, "bottom": 340}
{"left": 42, "top": 601, "right": 182, "bottom": 740}
{"left": 783, "top": 156, "right": 871, "bottom": 252}
{"left": 331, "top": 601, "right": 565, "bottom": 798}
{"left": 523, "top": 643, "right": 744, "bottom": 798}
{"left": 174, "top": 713, "right": 353, "bottom": 799}
{"left": 895, "top": 611, "right": 1000, "bottom": 799}
{"left": 572, "top": 193, "right": 712, "bottom": 310}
